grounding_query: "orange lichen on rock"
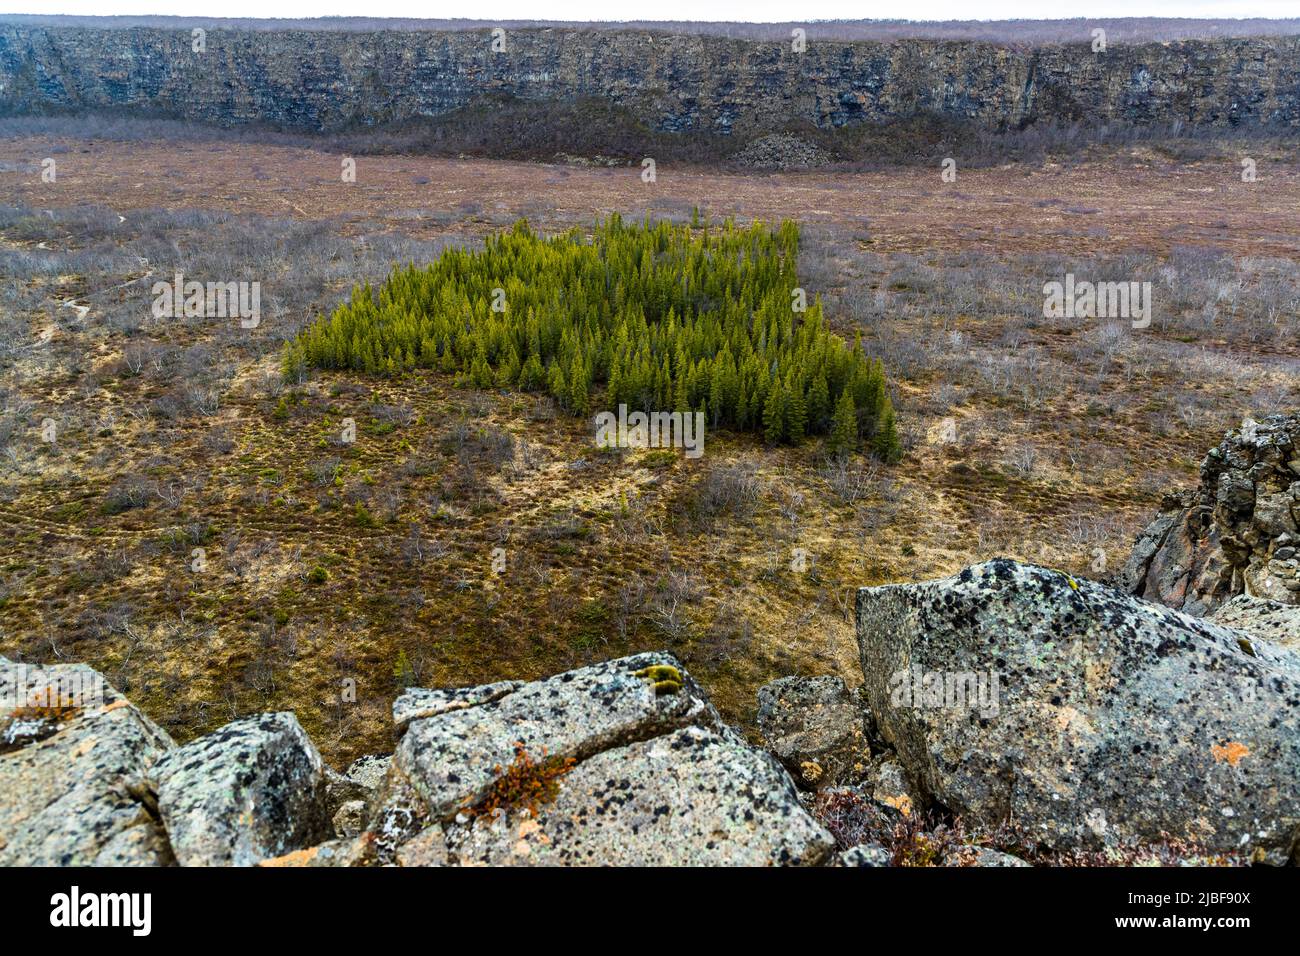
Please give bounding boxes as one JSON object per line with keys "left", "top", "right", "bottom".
{"left": 1211, "top": 741, "right": 1249, "bottom": 767}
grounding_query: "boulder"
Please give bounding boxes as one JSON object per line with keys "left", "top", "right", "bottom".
{"left": 1120, "top": 414, "right": 1300, "bottom": 613}
{"left": 368, "top": 653, "right": 832, "bottom": 866}
{"left": 344, "top": 754, "right": 391, "bottom": 791}
{"left": 388, "top": 652, "right": 724, "bottom": 820}
{"left": 446, "top": 726, "right": 833, "bottom": 866}
{"left": 856, "top": 559, "right": 1300, "bottom": 858}
{"left": 756, "top": 675, "right": 868, "bottom": 788}
{"left": 870, "top": 759, "right": 917, "bottom": 818}
{"left": 332, "top": 800, "right": 368, "bottom": 840}
{"left": 150, "top": 712, "right": 330, "bottom": 866}
{"left": 0, "top": 658, "right": 174, "bottom": 866}
{"left": 1207, "top": 594, "right": 1300, "bottom": 648}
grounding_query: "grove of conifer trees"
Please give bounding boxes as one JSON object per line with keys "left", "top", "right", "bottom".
{"left": 284, "top": 214, "right": 901, "bottom": 460}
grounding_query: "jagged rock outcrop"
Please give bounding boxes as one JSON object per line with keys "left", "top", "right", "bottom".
{"left": 1, "top": 652, "right": 832, "bottom": 867}
{"left": 756, "top": 675, "right": 868, "bottom": 788}
{"left": 0, "top": 657, "right": 174, "bottom": 865}
{"left": 1120, "top": 414, "right": 1300, "bottom": 615}
{"left": 1, "top": 26, "right": 1297, "bottom": 135}
{"left": 856, "top": 559, "right": 1300, "bottom": 860}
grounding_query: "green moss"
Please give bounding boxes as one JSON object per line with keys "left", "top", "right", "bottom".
{"left": 634, "top": 663, "right": 683, "bottom": 695}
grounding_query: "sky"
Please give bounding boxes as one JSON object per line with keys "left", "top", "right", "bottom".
{"left": 10, "top": 1, "right": 1300, "bottom": 22}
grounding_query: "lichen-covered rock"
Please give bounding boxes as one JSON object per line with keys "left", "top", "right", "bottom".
{"left": 332, "top": 800, "right": 367, "bottom": 840}
{"left": 756, "top": 675, "right": 868, "bottom": 789}
{"left": 389, "top": 652, "right": 723, "bottom": 820}
{"left": 1208, "top": 594, "right": 1300, "bottom": 648}
{"left": 150, "top": 712, "right": 330, "bottom": 866}
{"left": 1121, "top": 415, "right": 1300, "bottom": 613}
{"left": 944, "top": 845, "right": 1031, "bottom": 867}
{"left": 395, "top": 825, "right": 448, "bottom": 867}
{"left": 393, "top": 682, "right": 521, "bottom": 736}
{"left": 870, "top": 759, "right": 917, "bottom": 818}
{"left": 0, "top": 658, "right": 174, "bottom": 865}
{"left": 445, "top": 726, "right": 833, "bottom": 866}
{"left": 857, "top": 559, "right": 1300, "bottom": 857}
{"left": 839, "top": 843, "right": 892, "bottom": 867}
{"left": 257, "top": 837, "right": 370, "bottom": 868}
{"left": 344, "top": 754, "right": 391, "bottom": 790}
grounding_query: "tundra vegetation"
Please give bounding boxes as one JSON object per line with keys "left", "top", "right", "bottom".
{"left": 0, "top": 130, "right": 1296, "bottom": 769}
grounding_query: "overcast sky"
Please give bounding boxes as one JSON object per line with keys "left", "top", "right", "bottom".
{"left": 11, "top": 1, "right": 1299, "bottom": 22}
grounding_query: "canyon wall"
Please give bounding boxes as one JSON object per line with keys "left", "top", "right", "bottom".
{"left": 1, "top": 25, "right": 1298, "bottom": 135}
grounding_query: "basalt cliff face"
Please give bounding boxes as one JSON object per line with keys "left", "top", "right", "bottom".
{"left": 1, "top": 25, "right": 1298, "bottom": 134}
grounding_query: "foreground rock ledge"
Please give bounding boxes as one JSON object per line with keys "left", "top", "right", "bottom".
{"left": 0, "top": 652, "right": 833, "bottom": 867}
{"left": 857, "top": 558, "right": 1300, "bottom": 860}
{"left": 359, "top": 652, "right": 834, "bottom": 866}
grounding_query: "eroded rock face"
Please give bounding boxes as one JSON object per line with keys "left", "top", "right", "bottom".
{"left": 366, "top": 653, "right": 832, "bottom": 866}
{"left": 0, "top": 658, "right": 174, "bottom": 866}
{"left": 1121, "top": 415, "right": 1300, "bottom": 614}
{"left": 1208, "top": 594, "right": 1300, "bottom": 648}
{"left": 756, "top": 675, "right": 868, "bottom": 788}
{"left": 150, "top": 712, "right": 330, "bottom": 866}
{"left": 856, "top": 559, "right": 1300, "bottom": 858}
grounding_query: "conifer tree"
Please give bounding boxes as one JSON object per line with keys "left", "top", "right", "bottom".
{"left": 829, "top": 391, "right": 858, "bottom": 457}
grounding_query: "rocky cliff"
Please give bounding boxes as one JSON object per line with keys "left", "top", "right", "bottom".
{"left": 1120, "top": 414, "right": 1300, "bottom": 614}
{"left": 1, "top": 25, "right": 1297, "bottom": 135}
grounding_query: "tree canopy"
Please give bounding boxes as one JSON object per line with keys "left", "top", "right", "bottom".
{"left": 284, "top": 214, "right": 900, "bottom": 459}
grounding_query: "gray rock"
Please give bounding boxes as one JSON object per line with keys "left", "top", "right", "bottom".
{"left": 1209, "top": 595, "right": 1300, "bottom": 648}
{"left": 150, "top": 712, "right": 330, "bottom": 866}
{"left": 445, "top": 726, "right": 833, "bottom": 866}
{"left": 396, "top": 825, "right": 449, "bottom": 867}
{"left": 944, "top": 845, "right": 1031, "bottom": 867}
{"left": 839, "top": 843, "right": 893, "bottom": 867}
{"left": 871, "top": 759, "right": 917, "bottom": 817}
{"left": 1121, "top": 415, "right": 1300, "bottom": 613}
{"left": 344, "top": 754, "right": 392, "bottom": 791}
{"left": 0, "top": 658, "right": 174, "bottom": 866}
{"left": 256, "top": 838, "right": 370, "bottom": 868}
{"left": 857, "top": 558, "right": 1300, "bottom": 857}
{"left": 756, "top": 675, "right": 868, "bottom": 788}
{"left": 393, "top": 681, "right": 522, "bottom": 736}
{"left": 324, "top": 753, "right": 393, "bottom": 815}
{"left": 332, "top": 800, "right": 368, "bottom": 840}
{"left": 390, "top": 652, "right": 723, "bottom": 820}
